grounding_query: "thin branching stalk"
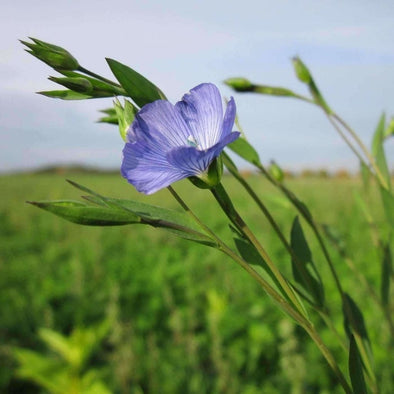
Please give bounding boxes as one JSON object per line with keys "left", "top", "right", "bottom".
{"left": 331, "top": 113, "right": 389, "bottom": 190}
{"left": 210, "top": 183, "right": 307, "bottom": 316}
{"left": 223, "top": 154, "right": 349, "bottom": 351}
{"left": 167, "top": 185, "right": 352, "bottom": 394}
{"left": 77, "top": 66, "right": 123, "bottom": 88}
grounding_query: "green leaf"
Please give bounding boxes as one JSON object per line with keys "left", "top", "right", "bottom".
{"left": 353, "top": 191, "right": 373, "bottom": 224}
{"left": 38, "top": 90, "right": 94, "bottom": 100}
{"left": 290, "top": 216, "right": 324, "bottom": 306}
{"left": 360, "top": 161, "right": 371, "bottom": 192}
{"left": 27, "top": 200, "right": 140, "bottom": 226}
{"left": 233, "top": 237, "right": 266, "bottom": 268}
{"left": 227, "top": 138, "right": 261, "bottom": 166}
{"left": 342, "top": 293, "right": 375, "bottom": 383}
{"left": 106, "top": 58, "right": 166, "bottom": 107}
{"left": 349, "top": 334, "right": 368, "bottom": 394}
{"left": 66, "top": 180, "right": 217, "bottom": 246}
{"left": 97, "top": 107, "right": 118, "bottom": 124}
{"left": 380, "top": 185, "right": 394, "bottom": 226}
{"left": 233, "top": 237, "right": 287, "bottom": 300}
{"left": 372, "top": 113, "right": 391, "bottom": 190}
{"left": 381, "top": 243, "right": 392, "bottom": 306}
{"left": 384, "top": 116, "right": 394, "bottom": 138}
{"left": 343, "top": 293, "right": 369, "bottom": 341}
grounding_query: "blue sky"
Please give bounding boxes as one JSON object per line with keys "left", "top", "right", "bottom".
{"left": 1, "top": 0, "right": 393, "bottom": 172}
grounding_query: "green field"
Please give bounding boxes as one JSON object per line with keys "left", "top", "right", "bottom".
{"left": 0, "top": 172, "right": 392, "bottom": 393}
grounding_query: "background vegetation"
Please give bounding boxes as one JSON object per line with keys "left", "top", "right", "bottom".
{"left": 1, "top": 171, "right": 392, "bottom": 393}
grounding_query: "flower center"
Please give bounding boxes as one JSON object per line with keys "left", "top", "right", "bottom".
{"left": 187, "top": 135, "right": 200, "bottom": 149}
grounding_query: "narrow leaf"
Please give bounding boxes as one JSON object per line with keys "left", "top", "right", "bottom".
{"left": 381, "top": 243, "right": 392, "bottom": 306}
{"left": 380, "top": 185, "right": 394, "bottom": 226}
{"left": 372, "top": 113, "right": 391, "bottom": 189}
{"left": 66, "top": 180, "right": 216, "bottom": 246}
{"left": 27, "top": 200, "right": 140, "bottom": 226}
{"left": 360, "top": 161, "right": 371, "bottom": 192}
{"left": 290, "top": 216, "right": 325, "bottom": 306}
{"left": 349, "top": 334, "right": 368, "bottom": 394}
{"left": 106, "top": 58, "right": 166, "bottom": 107}
{"left": 227, "top": 138, "right": 261, "bottom": 166}
{"left": 343, "top": 293, "right": 369, "bottom": 340}
{"left": 343, "top": 293, "right": 375, "bottom": 382}
{"left": 38, "top": 90, "right": 93, "bottom": 100}
{"left": 233, "top": 237, "right": 288, "bottom": 301}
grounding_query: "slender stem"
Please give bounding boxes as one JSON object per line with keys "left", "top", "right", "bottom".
{"left": 326, "top": 115, "right": 366, "bottom": 164}
{"left": 211, "top": 183, "right": 308, "bottom": 316}
{"left": 332, "top": 113, "right": 389, "bottom": 190}
{"left": 224, "top": 155, "right": 350, "bottom": 349}
{"left": 318, "top": 310, "right": 348, "bottom": 352}
{"left": 286, "top": 89, "right": 388, "bottom": 189}
{"left": 324, "top": 226, "right": 394, "bottom": 338}
{"left": 77, "top": 65, "right": 123, "bottom": 88}
{"left": 257, "top": 163, "right": 379, "bottom": 390}
{"left": 167, "top": 186, "right": 352, "bottom": 393}
{"left": 226, "top": 160, "right": 318, "bottom": 295}
{"left": 258, "top": 163, "right": 346, "bottom": 298}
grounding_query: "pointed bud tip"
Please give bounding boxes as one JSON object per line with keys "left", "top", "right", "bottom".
{"left": 224, "top": 77, "right": 253, "bottom": 92}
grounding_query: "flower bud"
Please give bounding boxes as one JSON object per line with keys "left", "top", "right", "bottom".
{"left": 224, "top": 77, "right": 254, "bottom": 92}
{"left": 292, "top": 56, "right": 312, "bottom": 83}
{"left": 21, "top": 38, "right": 79, "bottom": 71}
{"left": 114, "top": 98, "right": 138, "bottom": 141}
{"left": 49, "top": 76, "right": 93, "bottom": 94}
{"left": 189, "top": 156, "right": 223, "bottom": 189}
{"left": 269, "top": 160, "right": 284, "bottom": 182}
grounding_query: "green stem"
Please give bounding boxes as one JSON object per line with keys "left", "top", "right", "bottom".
{"left": 257, "top": 164, "right": 378, "bottom": 391}
{"left": 224, "top": 156, "right": 322, "bottom": 302}
{"left": 210, "top": 182, "right": 308, "bottom": 317}
{"left": 332, "top": 113, "right": 389, "bottom": 190}
{"left": 326, "top": 115, "right": 366, "bottom": 164}
{"left": 77, "top": 65, "right": 123, "bottom": 89}
{"left": 282, "top": 89, "right": 388, "bottom": 189}
{"left": 167, "top": 186, "right": 352, "bottom": 393}
{"left": 258, "top": 164, "right": 346, "bottom": 298}
{"left": 223, "top": 154, "right": 350, "bottom": 349}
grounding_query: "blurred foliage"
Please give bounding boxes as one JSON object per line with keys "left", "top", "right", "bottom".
{"left": 0, "top": 173, "right": 393, "bottom": 393}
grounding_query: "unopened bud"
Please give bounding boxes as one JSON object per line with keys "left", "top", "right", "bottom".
{"left": 269, "top": 160, "right": 284, "bottom": 182}
{"left": 49, "top": 76, "right": 92, "bottom": 94}
{"left": 21, "top": 37, "right": 79, "bottom": 71}
{"left": 114, "top": 98, "right": 138, "bottom": 141}
{"left": 292, "top": 56, "right": 312, "bottom": 84}
{"left": 224, "top": 77, "right": 253, "bottom": 92}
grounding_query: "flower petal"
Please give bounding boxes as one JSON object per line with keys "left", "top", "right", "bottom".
{"left": 221, "top": 97, "right": 236, "bottom": 138}
{"left": 166, "top": 132, "right": 240, "bottom": 175}
{"left": 175, "top": 83, "right": 224, "bottom": 150}
{"left": 127, "top": 100, "right": 191, "bottom": 149}
{"left": 121, "top": 141, "right": 186, "bottom": 194}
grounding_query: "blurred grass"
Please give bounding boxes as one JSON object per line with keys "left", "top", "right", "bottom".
{"left": 0, "top": 172, "right": 392, "bottom": 393}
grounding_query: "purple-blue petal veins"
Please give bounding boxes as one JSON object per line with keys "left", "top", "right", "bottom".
{"left": 121, "top": 83, "right": 240, "bottom": 194}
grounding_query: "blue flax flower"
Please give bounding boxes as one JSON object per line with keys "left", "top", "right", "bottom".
{"left": 121, "top": 83, "right": 240, "bottom": 194}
